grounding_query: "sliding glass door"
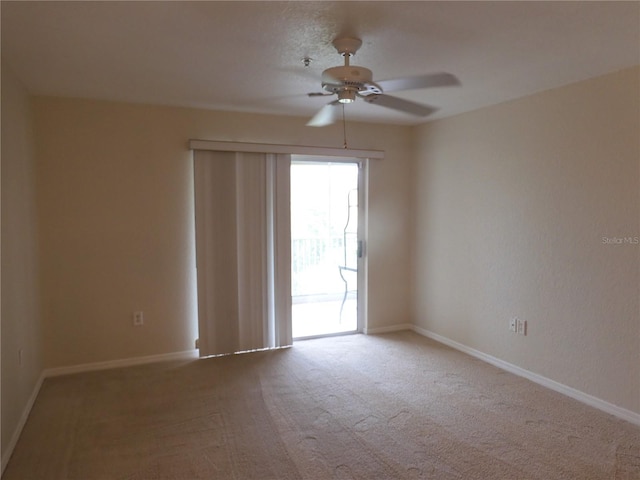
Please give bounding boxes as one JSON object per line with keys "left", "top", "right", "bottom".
{"left": 290, "top": 157, "right": 366, "bottom": 339}
{"left": 192, "top": 142, "right": 374, "bottom": 353}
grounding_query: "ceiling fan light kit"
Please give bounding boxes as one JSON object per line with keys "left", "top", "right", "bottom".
{"left": 337, "top": 88, "right": 357, "bottom": 104}
{"left": 306, "top": 37, "right": 460, "bottom": 127}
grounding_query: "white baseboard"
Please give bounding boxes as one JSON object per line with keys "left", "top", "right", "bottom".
{"left": 44, "top": 349, "right": 199, "bottom": 377}
{"left": 411, "top": 325, "right": 640, "bottom": 427}
{"left": 1, "top": 349, "right": 199, "bottom": 475}
{"left": 1, "top": 372, "right": 45, "bottom": 475}
{"left": 365, "top": 323, "right": 412, "bottom": 334}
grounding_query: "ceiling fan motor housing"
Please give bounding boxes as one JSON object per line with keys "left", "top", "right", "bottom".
{"left": 321, "top": 66, "right": 381, "bottom": 94}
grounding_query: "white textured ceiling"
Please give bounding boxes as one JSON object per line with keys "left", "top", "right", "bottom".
{"left": 2, "top": 1, "right": 639, "bottom": 125}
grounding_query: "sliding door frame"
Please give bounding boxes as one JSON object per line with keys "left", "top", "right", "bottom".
{"left": 190, "top": 140, "right": 382, "bottom": 338}
{"left": 290, "top": 155, "right": 368, "bottom": 337}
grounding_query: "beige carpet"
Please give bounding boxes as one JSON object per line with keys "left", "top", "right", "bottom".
{"left": 4, "top": 331, "right": 639, "bottom": 479}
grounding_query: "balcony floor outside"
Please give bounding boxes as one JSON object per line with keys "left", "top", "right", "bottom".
{"left": 292, "top": 293, "right": 357, "bottom": 339}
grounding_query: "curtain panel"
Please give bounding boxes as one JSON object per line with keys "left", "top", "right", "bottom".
{"left": 193, "top": 150, "right": 292, "bottom": 357}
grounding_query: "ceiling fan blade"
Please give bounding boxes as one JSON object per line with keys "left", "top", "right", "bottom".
{"left": 376, "top": 73, "right": 460, "bottom": 93}
{"left": 363, "top": 94, "right": 437, "bottom": 117}
{"left": 306, "top": 100, "right": 340, "bottom": 127}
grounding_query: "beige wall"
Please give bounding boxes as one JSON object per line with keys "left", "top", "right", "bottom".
{"left": 1, "top": 64, "right": 43, "bottom": 459}
{"left": 411, "top": 66, "right": 640, "bottom": 414}
{"left": 32, "top": 98, "right": 414, "bottom": 368}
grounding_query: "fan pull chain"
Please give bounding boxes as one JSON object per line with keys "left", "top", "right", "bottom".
{"left": 342, "top": 103, "right": 348, "bottom": 149}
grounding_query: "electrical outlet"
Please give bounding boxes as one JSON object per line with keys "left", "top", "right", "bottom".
{"left": 516, "top": 318, "right": 527, "bottom": 336}
{"left": 133, "top": 311, "right": 144, "bottom": 326}
{"left": 509, "top": 318, "right": 517, "bottom": 332}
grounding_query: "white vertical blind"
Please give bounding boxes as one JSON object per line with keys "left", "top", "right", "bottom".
{"left": 193, "top": 150, "right": 291, "bottom": 356}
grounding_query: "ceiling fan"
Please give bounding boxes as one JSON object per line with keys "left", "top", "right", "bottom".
{"left": 306, "top": 37, "right": 460, "bottom": 127}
